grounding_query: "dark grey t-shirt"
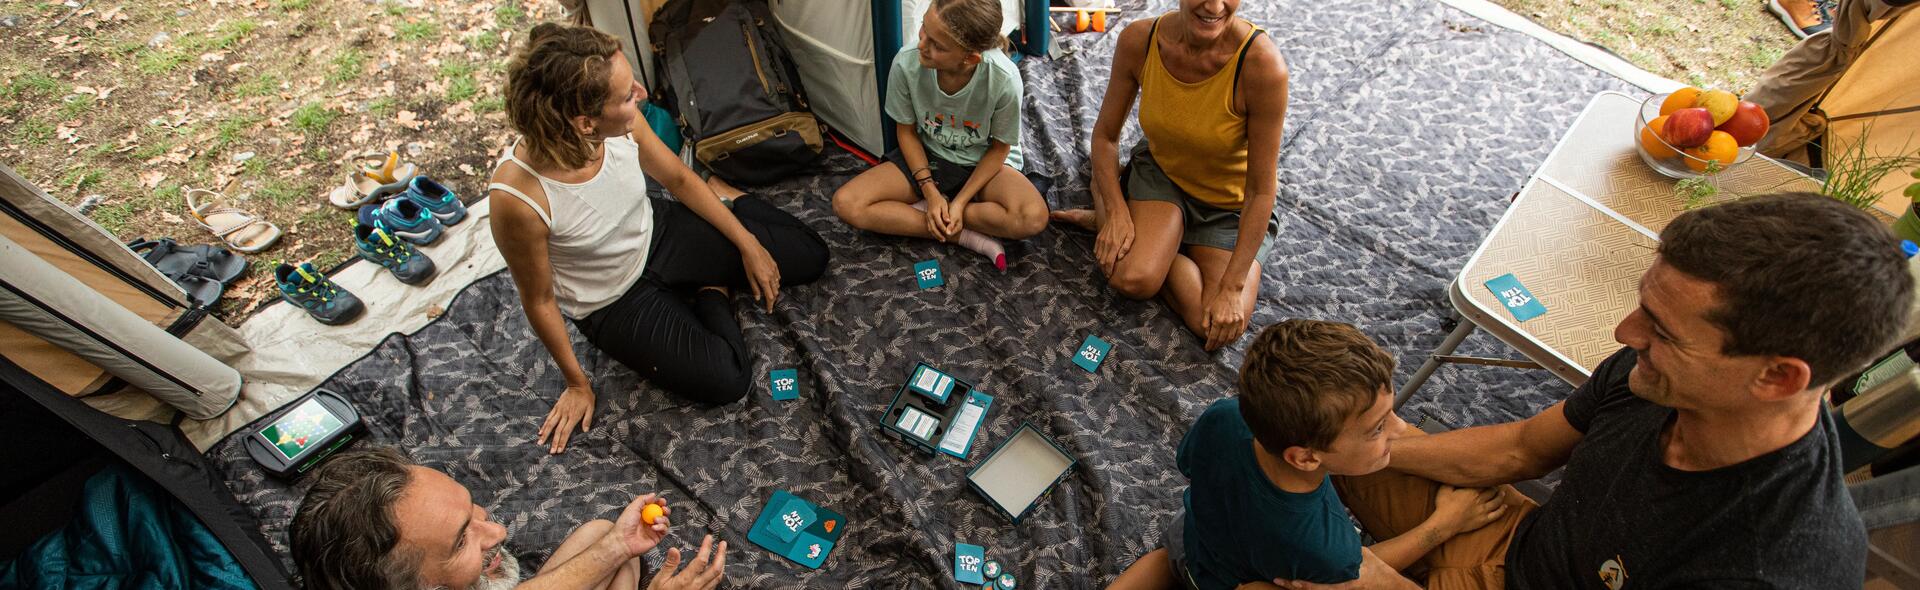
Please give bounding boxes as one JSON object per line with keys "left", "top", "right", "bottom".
{"left": 1506, "top": 348, "right": 1866, "bottom": 589}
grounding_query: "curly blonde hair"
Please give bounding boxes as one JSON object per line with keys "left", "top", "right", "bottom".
{"left": 504, "top": 23, "right": 623, "bottom": 170}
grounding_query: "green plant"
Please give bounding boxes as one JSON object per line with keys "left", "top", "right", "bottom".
{"left": 495, "top": 1, "right": 525, "bottom": 27}
{"left": 397, "top": 21, "right": 437, "bottom": 42}
{"left": 291, "top": 102, "right": 338, "bottom": 135}
{"left": 257, "top": 178, "right": 308, "bottom": 207}
{"left": 1818, "top": 125, "right": 1920, "bottom": 210}
{"left": 90, "top": 201, "right": 137, "bottom": 236}
{"left": 472, "top": 30, "right": 502, "bottom": 52}
{"left": 136, "top": 47, "right": 191, "bottom": 74}
{"left": 382, "top": 1, "right": 406, "bottom": 16}
{"left": 274, "top": 0, "right": 314, "bottom": 10}
{"left": 366, "top": 97, "right": 397, "bottom": 117}
{"left": 12, "top": 118, "right": 54, "bottom": 145}
{"left": 233, "top": 73, "right": 281, "bottom": 98}
{"left": 61, "top": 168, "right": 105, "bottom": 191}
{"left": 57, "top": 94, "right": 95, "bottom": 119}
{"left": 475, "top": 96, "right": 505, "bottom": 114}
{"left": 441, "top": 62, "right": 477, "bottom": 102}
{"left": 1676, "top": 175, "right": 1720, "bottom": 209}
{"left": 1746, "top": 46, "right": 1783, "bottom": 70}
{"left": 213, "top": 114, "right": 262, "bottom": 153}
{"left": 2, "top": 71, "right": 64, "bottom": 99}
{"left": 327, "top": 49, "right": 365, "bottom": 83}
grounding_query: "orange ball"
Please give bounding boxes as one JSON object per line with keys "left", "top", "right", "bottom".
{"left": 1660, "top": 87, "right": 1702, "bottom": 117}
{"left": 1074, "top": 10, "right": 1090, "bottom": 32}
{"left": 1091, "top": 11, "right": 1107, "bottom": 32}
{"left": 1640, "top": 115, "right": 1679, "bottom": 160}
{"left": 641, "top": 503, "right": 665, "bottom": 525}
{"left": 1683, "top": 130, "right": 1739, "bottom": 172}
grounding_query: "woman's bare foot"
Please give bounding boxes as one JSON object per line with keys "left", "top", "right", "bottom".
{"left": 706, "top": 175, "right": 746, "bottom": 199}
{"left": 1049, "top": 208, "right": 1099, "bottom": 231}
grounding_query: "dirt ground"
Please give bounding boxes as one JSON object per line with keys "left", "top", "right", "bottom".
{"left": 1491, "top": 0, "right": 1805, "bottom": 91}
{"left": 0, "top": 0, "right": 1804, "bottom": 323}
{"left": 0, "top": 0, "right": 566, "bottom": 320}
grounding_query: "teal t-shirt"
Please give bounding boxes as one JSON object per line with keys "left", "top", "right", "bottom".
{"left": 884, "top": 46, "right": 1024, "bottom": 170}
{"left": 1178, "top": 398, "right": 1363, "bottom": 589}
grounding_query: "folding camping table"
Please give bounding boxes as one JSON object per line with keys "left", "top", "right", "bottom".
{"left": 1394, "top": 91, "right": 1841, "bottom": 407}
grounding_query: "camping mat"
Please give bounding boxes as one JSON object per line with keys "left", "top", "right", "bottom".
{"left": 210, "top": 0, "right": 1636, "bottom": 586}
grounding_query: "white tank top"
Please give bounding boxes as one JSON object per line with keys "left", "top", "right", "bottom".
{"left": 490, "top": 136, "right": 655, "bottom": 318}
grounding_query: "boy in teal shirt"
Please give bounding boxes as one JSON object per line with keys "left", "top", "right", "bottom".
{"left": 831, "top": 0, "right": 1049, "bottom": 270}
{"left": 1110, "top": 320, "right": 1509, "bottom": 590}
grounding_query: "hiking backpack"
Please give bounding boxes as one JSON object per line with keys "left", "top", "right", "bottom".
{"left": 648, "top": 0, "right": 823, "bottom": 186}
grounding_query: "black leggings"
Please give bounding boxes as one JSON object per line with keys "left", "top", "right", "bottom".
{"left": 576, "top": 195, "right": 829, "bottom": 405}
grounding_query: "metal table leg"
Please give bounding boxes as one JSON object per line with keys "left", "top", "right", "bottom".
{"left": 1396, "top": 314, "right": 1476, "bottom": 409}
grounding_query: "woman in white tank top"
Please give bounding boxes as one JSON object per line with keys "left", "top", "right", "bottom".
{"left": 489, "top": 24, "right": 830, "bottom": 455}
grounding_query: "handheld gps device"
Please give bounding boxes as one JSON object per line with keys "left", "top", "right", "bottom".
{"left": 245, "top": 389, "right": 365, "bottom": 479}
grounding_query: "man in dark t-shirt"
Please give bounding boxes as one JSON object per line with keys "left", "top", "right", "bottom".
{"left": 1275, "top": 193, "right": 1908, "bottom": 590}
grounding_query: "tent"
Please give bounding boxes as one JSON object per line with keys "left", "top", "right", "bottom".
{"left": 581, "top": 0, "right": 1044, "bottom": 157}
{"left": 0, "top": 163, "right": 289, "bottom": 588}
{"left": 1749, "top": 0, "right": 1920, "bottom": 213}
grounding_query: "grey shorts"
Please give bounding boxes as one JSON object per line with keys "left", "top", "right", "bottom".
{"left": 1164, "top": 508, "right": 1203, "bottom": 590}
{"left": 1123, "top": 143, "right": 1279, "bottom": 262}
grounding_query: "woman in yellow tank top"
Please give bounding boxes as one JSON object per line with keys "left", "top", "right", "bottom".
{"left": 1052, "top": 0, "right": 1288, "bottom": 351}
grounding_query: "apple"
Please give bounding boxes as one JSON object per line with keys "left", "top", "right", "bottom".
{"left": 1664, "top": 108, "right": 1716, "bottom": 149}
{"left": 1696, "top": 90, "right": 1739, "bottom": 126}
{"left": 1718, "top": 101, "right": 1770, "bottom": 147}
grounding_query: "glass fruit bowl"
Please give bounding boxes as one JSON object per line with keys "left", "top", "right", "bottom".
{"left": 1634, "top": 92, "right": 1757, "bottom": 180}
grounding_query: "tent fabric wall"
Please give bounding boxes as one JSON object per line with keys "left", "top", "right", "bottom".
{"left": 584, "top": 0, "right": 1026, "bottom": 157}
{"left": 1749, "top": 0, "right": 1919, "bottom": 211}
{"left": 1, "top": 357, "right": 292, "bottom": 590}
{"left": 0, "top": 232, "right": 241, "bottom": 419}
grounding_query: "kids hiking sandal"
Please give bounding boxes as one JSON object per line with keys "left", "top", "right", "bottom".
{"left": 275, "top": 262, "right": 366, "bottom": 325}
{"left": 354, "top": 223, "right": 437, "bottom": 285}
{"left": 358, "top": 198, "right": 445, "bottom": 246}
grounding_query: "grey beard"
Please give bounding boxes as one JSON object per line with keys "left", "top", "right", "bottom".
{"left": 468, "top": 550, "right": 523, "bottom": 590}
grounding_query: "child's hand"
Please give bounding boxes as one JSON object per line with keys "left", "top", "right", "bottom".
{"left": 942, "top": 198, "right": 967, "bottom": 237}
{"left": 923, "top": 194, "right": 952, "bottom": 241}
{"left": 1430, "top": 484, "right": 1506, "bottom": 536}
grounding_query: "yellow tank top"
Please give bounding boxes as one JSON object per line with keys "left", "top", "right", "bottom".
{"left": 1137, "top": 16, "right": 1265, "bottom": 210}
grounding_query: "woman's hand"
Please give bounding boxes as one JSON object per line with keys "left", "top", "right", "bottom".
{"left": 1094, "top": 207, "right": 1135, "bottom": 275}
{"left": 538, "top": 384, "right": 596, "bottom": 454}
{"left": 1201, "top": 285, "right": 1248, "bottom": 350}
{"left": 646, "top": 535, "right": 728, "bottom": 590}
{"left": 740, "top": 241, "right": 782, "bottom": 313}
{"left": 922, "top": 193, "right": 953, "bottom": 241}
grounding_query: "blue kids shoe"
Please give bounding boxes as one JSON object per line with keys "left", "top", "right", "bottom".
{"left": 373, "top": 197, "right": 445, "bottom": 246}
{"left": 275, "top": 262, "right": 365, "bottom": 325}
{"left": 354, "top": 223, "right": 436, "bottom": 285}
{"left": 401, "top": 176, "right": 467, "bottom": 226}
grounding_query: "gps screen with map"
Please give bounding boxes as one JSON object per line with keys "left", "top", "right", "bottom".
{"left": 259, "top": 397, "right": 346, "bottom": 461}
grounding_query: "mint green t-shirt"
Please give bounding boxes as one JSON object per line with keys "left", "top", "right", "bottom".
{"left": 885, "top": 46, "right": 1024, "bottom": 171}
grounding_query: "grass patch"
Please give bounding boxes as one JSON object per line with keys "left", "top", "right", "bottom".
{"left": 475, "top": 96, "right": 505, "bottom": 114}
{"left": 327, "top": 48, "right": 365, "bottom": 83}
{"left": 213, "top": 114, "right": 262, "bottom": 153}
{"left": 274, "top": 0, "right": 315, "bottom": 11}
{"left": 233, "top": 73, "right": 281, "bottom": 98}
{"left": 136, "top": 47, "right": 192, "bottom": 75}
{"left": 397, "top": 21, "right": 437, "bottom": 42}
{"left": 296, "top": 205, "right": 338, "bottom": 231}
{"left": 12, "top": 118, "right": 54, "bottom": 146}
{"left": 1719, "top": 0, "right": 1740, "bottom": 8}
{"left": 131, "top": 138, "right": 175, "bottom": 160}
{"left": 366, "top": 97, "right": 397, "bottom": 117}
{"left": 1746, "top": 45, "right": 1784, "bottom": 69}
{"left": 471, "top": 30, "right": 502, "bottom": 52}
{"left": 61, "top": 168, "right": 106, "bottom": 191}
{"left": 90, "top": 201, "right": 137, "bottom": 235}
{"left": 440, "top": 62, "right": 478, "bottom": 102}
{"left": 57, "top": 94, "right": 95, "bottom": 120}
{"left": 495, "top": 1, "right": 525, "bottom": 28}
{"left": 256, "top": 178, "right": 309, "bottom": 207}
{"left": 382, "top": 1, "right": 406, "bottom": 16}
{"left": 1, "top": 71, "right": 65, "bottom": 101}
{"left": 201, "top": 19, "right": 260, "bottom": 51}
{"left": 291, "top": 102, "right": 338, "bottom": 135}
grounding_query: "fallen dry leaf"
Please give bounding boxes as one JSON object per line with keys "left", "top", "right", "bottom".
{"left": 139, "top": 170, "right": 168, "bottom": 188}
{"left": 395, "top": 110, "right": 425, "bottom": 131}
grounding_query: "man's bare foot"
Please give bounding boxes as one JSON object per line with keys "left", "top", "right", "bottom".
{"left": 706, "top": 175, "right": 746, "bottom": 199}
{"left": 1050, "top": 208, "right": 1098, "bottom": 231}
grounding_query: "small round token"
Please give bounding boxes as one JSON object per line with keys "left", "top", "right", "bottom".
{"left": 982, "top": 560, "right": 1002, "bottom": 579}
{"left": 641, "top": 503, "right": 664, "bottom": 525}
{"left": 996, "top": 573, "right": 1017, "bottom": 589}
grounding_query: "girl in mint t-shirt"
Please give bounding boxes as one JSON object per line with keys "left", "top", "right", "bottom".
{"left": 830, "top": 0, "right": 1048, "bottom": 270}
